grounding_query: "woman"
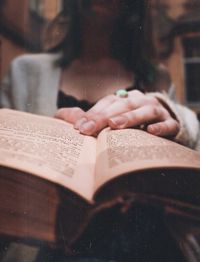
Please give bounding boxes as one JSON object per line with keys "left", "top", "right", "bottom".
{"left": 0, "top": 0, "right": 200, "bottom": 261}
{"left": 1, "top": 0, "right": 199, "bottom": 149}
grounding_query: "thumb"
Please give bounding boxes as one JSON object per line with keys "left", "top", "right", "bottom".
{"left": 55, "top": 107, "right": 85, "bottom": 124}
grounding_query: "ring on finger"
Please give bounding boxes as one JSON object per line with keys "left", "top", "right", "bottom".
{"left": 115, "top": 89, "right": 128, "bottom": 98}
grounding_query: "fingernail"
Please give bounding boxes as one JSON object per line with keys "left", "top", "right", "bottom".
{"left": 109, "top": 116, "right": 128, "bottom": 128}
{"left": 79, "top": 120, "right": 96, "bottom": 134}
{"left": 154, "top": 128, "right": 161, "bottom": 135}
{"left": 148, "top": 126, "right": 161, "bottom": 135}
{"left": 74, "top": 117, "right": 87, "bottom": 129}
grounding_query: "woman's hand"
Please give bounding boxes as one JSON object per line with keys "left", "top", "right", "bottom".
{"left": 55, "top": 90, "right": 180, "bottom": 138}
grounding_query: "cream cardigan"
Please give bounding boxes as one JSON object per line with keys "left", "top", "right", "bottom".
{"left": 1, "top": 53, "right": 200, "bottom": 150}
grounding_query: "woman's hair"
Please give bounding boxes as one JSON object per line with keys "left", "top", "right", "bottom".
{"left": 47, "top": 0, "right": 157, "bottom": 88}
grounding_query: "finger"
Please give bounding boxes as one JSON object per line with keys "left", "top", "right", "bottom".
{"left": 76, "top": 91, "right": 161, "bottom": 136}
{"left": 78, "top": 97, "right": 137, "bottom": 136}
{"left": 78, "top": 91, "right": 160, "bottom": 134}
{"left": 95, "top": 95, "right": 146, "bottom": 118}
{"left": 108, "top": 105, "right": 166, "bottom": 129}
{"left": 55, "top": 107, "right": 85, "bottom": 124}
{"left": 147, "top": 119, "right": 180, "bottom": 137}
{"left": 86, "top": 90, "right": 149, "bottom": 120}
{"left": 77, "top": 94, "right": 148, "bottom": 135}
{"left": 74, "top": 95, "right": 118, "bottom": 129}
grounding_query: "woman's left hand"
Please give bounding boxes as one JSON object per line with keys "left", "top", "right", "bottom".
{"left": 56, "top": 90, "right": 180, "bottom": 138}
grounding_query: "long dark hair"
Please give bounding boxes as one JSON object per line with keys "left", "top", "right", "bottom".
{"left": 48, "top": 0, "right": 157, "bottom": 88}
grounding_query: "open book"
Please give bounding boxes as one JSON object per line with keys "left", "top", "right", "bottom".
{"left": 0, "top": 109, "right": 200, "bottom": 246}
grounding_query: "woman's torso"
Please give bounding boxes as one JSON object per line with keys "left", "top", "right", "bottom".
{"left": 58, "top": 58, "right": 134, "bottom": 109}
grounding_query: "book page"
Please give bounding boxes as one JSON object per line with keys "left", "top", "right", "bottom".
{"left": 0, "top": 109, "right": 96, "bottom": 201}
{"left": 94, "top": 128, "right": 200, "bottom": 192}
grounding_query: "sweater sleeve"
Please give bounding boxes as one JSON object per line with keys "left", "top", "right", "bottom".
{"left": 0, "top": 69, "right": 14, "bottom": 109}
{"left": 0, "top": 55, "right": 31, "bottom": 112}
{"left": 147, "top": 90, "right": 200, "bottom": 150}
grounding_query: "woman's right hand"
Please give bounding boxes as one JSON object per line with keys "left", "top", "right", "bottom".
{"left": 72, "top": 90, "right": 180, "bottom": 138}
{"left": 55, "top": 89, "right": 180, "bottom": 139}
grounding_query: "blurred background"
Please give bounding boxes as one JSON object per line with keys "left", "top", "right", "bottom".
{"left": 0, "top": 0, "right": 200, "bottom": 118}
